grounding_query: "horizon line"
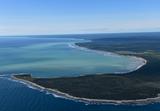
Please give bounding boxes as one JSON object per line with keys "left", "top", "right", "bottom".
{"left": 0, "top": 31, "right": 160, "bottom": 37}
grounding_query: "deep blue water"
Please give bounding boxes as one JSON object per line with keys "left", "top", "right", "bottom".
{"left": 0, "top": 34, "right": 160, "bottom": 111}
{"left": 1, "top": 76, "right": 160, "bottom": 111}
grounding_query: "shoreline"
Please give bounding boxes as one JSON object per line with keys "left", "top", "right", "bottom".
{"left": 10, "top": 42, "right": 150, "bottom": 105}
{"left": 12, "top": 75, "right": 160, "bottom": 105}
{"left": 70, "top": 43, "right": 147, "bottom": 74}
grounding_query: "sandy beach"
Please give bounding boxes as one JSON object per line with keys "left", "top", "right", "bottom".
{"left": 10, "top": 43, "right": 150, "bottom": 105}
{"left": 71, "top": 43, "right": 147, "bottom": 74}
{"left": 12, "top": 74, "right": 160, "bottom": 105}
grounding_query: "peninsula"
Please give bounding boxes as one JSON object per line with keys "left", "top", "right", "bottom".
{"left": 13, "top": 36, "right": 160, "bottom": 105}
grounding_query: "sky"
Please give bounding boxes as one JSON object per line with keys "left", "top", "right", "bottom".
{"left": 0, "top": 0, "right": 160, "bottom": 35}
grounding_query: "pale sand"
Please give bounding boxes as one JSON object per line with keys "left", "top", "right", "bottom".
{"left": 11, "top": 43, "right": 149, "bottom": 105}
{"left": 70, "top": 43, "right": 147, "bottom": 74}
{"left": 12, "top": 74, "right": 160, "bottom": 105}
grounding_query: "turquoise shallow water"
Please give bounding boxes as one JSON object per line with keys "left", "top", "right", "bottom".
{"left": 0, "top": 37, "right": 144, "bottom": 77}
{"left": 0, "top": 35, "right": 158, "bottom": 111}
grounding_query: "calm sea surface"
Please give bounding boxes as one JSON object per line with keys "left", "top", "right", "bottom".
{"left": 0, "top": 35, "right": 158, "bottom": 111}
{"left": 0, "top": 37, "right": 143, "bottom": 77}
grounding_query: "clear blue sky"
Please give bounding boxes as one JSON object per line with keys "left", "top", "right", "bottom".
{"left": 0, "top": 0, "right": 160, "bottom": 35}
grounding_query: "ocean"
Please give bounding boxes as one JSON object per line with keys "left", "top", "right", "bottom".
{"left": 0, "top": 34, "right": 159, "bottom": 111}
{"left": 0, "top": 36, "right": 144, "bottom": 77}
